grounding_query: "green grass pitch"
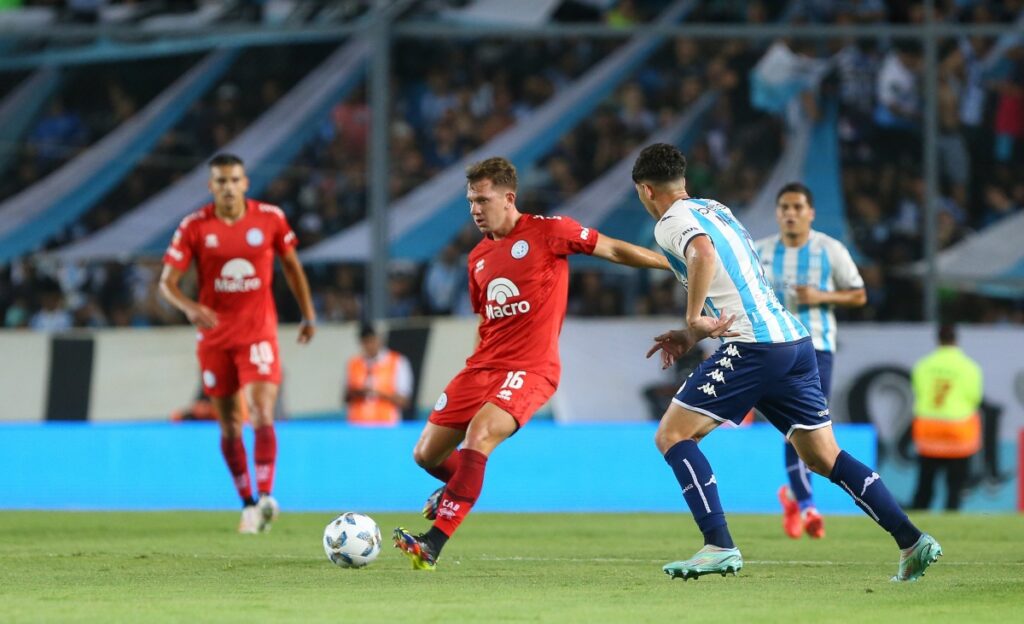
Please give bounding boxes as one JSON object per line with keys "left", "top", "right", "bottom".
{"left": 1, "top": 511, "right": 1022, "bottom": 623}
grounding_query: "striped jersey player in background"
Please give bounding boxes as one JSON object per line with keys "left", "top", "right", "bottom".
{"left": 754, "top": 182, "right": 866, "bottom": 541}
{"left": 634, "top": 143, "right": 939, "bottom": 582}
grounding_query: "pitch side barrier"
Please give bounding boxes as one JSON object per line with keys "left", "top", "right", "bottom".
{"left": 0, "top": 421, "right": 875, "bottom": 513}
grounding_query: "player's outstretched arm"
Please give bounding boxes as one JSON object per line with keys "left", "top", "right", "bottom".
{"left": 591, "top": 234, "right": 671, "bottom": 270}
{"left": 279, "top": 249, "right": 317, "bottom": 344}
{"left": 158, "top": 264, "right": 217, "bottom": 329}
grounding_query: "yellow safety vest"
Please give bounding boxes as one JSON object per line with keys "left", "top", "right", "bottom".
{"left": 911, "top": 346, "right": 983, "bottom": 459}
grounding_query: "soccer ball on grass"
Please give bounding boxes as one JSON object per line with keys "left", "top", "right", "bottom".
{"left": 323, "top": 512, "right": 382, "bottom": 568}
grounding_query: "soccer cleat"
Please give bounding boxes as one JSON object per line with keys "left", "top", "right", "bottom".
{"left": 803, "top": 507, "right": 825, "bottom": 539}
{"left": 257, "top": 494, "right": 280, "bottom": 533}
{"left": 393, "top": 527, "right": 437, "bottom": 571}
{"left": 891, "top": 534, "right": 942, "bottom": 582}
{"left": 422, "top": 486, "right": 444, "bottom": 521}
{"left": 778, "top": 485, "right": 802, "bottom": 539}
{"left": 238, "top": 505, "right": 261, "bottom": 535}
{"left": 663, "top": 545, "right": 743, "bottom": 580}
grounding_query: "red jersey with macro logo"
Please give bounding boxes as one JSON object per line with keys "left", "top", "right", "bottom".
{"left": 465, "top": 214, "right": 599, "bottom": 384}
{"left": 162, "top": 199, "right": 298, "bottom": 349}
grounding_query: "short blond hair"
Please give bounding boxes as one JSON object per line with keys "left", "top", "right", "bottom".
{"left": 466, "top": 157, "right": 517, "bottom": 191}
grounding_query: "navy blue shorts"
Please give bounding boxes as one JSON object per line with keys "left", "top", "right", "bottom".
{"left": 815, "top": 350, "right": 833, "bottom": 401}
{"left": 674, "top": 338, "right": 831, "bottom": 438}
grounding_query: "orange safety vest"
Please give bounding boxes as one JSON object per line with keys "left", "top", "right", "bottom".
{"left": 346, "top": 351, "right": 402, "bottom": 426}
{"left": 912, "top": 413, "right": 981, "bottom": 459}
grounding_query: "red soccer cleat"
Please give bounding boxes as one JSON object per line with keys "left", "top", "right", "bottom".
{"left": 803, "top": 507, "right": 825, "bottom": 539}
{"left": 777, "top": 485, "right": 802, "bottom": 539}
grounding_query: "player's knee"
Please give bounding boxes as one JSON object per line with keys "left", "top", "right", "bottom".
{"left": 463, "top": 430, "right": 500, "bottom": 452}
{"left": 412, "top": 447, "right": 439, "bottom": 469}
{"left": 799, "top": 452, "right": 834, "bottom": 476}
{"left": 248, "top": 403, "right": 274, "bottom": 427}
{"left": 219, "top": 420, "right": 244, "bottom": 439}
{"left": 654, "top": 426, "right": 699, "bottom": 454}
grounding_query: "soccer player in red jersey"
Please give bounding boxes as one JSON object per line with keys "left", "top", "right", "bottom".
{"left": 159, "top": 153, "right": 316, "bottom": 534}
{"left": 394, "top": 157, "right": 671, "bottom": 570}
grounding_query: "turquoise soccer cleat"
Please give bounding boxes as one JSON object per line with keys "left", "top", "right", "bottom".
{"left": 663, "top": 545, "right": 743, "bottom": 580}
{"left": 891, "top": 533, "right": 942, "bottom": 582}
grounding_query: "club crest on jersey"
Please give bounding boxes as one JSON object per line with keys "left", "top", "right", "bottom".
{"left": 511, "top": 240, "right": 529, "bottom": 259}
{"left": 246, "top": 228, "right": 264, "bottom": 247}
{"left": 205, "top": 234, "right": 219, "bottom": 248}
{"left": 202, "top": 370, "right": 216, "bottom": 388}
{"left": 485, "top": 277, "right": 531, "bottom": 319}
{"left": 215, "top": 258, "right": 262, "bottom": 293}
{"left": 434, "top": 392, "right": 448, "bottom": 412}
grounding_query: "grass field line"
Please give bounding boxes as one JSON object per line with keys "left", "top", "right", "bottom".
{"left": 19, "top": 551, "right": 1023, "bottom": 567}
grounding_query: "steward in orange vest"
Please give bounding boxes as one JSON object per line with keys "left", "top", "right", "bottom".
{"left": 344, "top": 324, "right": 413, "bottom": 426}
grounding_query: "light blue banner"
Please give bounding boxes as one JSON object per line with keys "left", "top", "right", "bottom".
{"left": 0, "top": 422, "right": 876, "bottom": 513}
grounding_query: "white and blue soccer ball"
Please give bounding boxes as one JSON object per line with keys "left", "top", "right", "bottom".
{"left": 323, "top": 512, "right": 382, "bottom": 568}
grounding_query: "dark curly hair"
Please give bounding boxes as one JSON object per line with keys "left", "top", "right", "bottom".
{"left": 631, "top": 143, "right": 687, "bottom": 184}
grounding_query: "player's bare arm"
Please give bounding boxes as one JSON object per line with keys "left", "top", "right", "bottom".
{"left": 645, "top": 236, "right": 737, "bottom": 368}
{"left": 794, "top": 285, "right": 867, "bottom": 307}
{"left": 158, "top": 264, "right": 217, "bottom": 329}
{"left": 278, "top": 248, "right": 316, "bottom": 344}
{"left": 682, "top": 235, "right": 738, "bottom": 340}
{"left": 591, "top": 234, "right": 670, "bottom": 270}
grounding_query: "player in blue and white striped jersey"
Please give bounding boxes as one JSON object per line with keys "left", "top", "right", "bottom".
{"left": 754, "top": 182, "right": 867, "bottom": 541}
{"left": 633, "top": 144, "right": 939, "bottom": 582}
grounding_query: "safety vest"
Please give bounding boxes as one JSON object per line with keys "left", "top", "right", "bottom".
{"left": 911, "top": 346, "right": 983, "bottom": 459}
{"left": 346, "top": 350, "right": 402, "bottom": 425}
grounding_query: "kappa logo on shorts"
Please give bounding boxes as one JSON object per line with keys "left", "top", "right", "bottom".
{"left": 706, "top": 369, "right": 726, "bottom": 384}
{"left": 698, "top": 383, "right": 717, "bottom": 397}
{"left": 715, "top": 357, "right": 735, "bottom": 371}
{"left": 724, "top": 344, "right": 742, "bottom": 358}
{"left": 434, "top": 392, "right": 448, "bottom": 411}
{"left": 496, "top": 389, "right": 512, "bottom": 401}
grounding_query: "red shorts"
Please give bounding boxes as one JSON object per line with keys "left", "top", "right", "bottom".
{"left": 429, "top": 367, "right": 557, "bottom": 430}
{"left": 197, "top": 338, "right": 281, "bottom": 397}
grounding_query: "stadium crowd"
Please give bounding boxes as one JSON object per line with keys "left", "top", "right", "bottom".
{"left": 0, "top": 0, "right": 1022, "bottom": 330}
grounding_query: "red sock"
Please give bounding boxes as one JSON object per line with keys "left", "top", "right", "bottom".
{"left": 425, "top": 449, "right": 462, "bottom": 483}
{"left": 254, "top": 425, "right": 277, "bottom": 496}
{"left": 220, "top": 436, "right": 253, "bottom": 502}
{"left": 433, "top": 449, "right": 487, "bottom": 537}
